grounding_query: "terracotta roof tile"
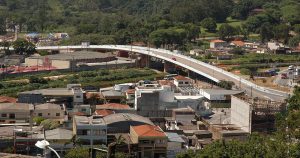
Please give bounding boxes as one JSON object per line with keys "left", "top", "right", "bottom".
{"left": 96, "top": 103, "right": 130, "bottom": 110}
{"left": 231, "top": 40, "right": 245, "bottom": 47}
{"left": 132, "top": 125, "right": 166, "bottom": 137}
{"left": 95, "top": 109, "right": 115, "bottom": 117}
{"left": 158, "top": 80, "right": 175, "bottom": 86}
{"left": 0, "top": 96, "right": 17, "bottom": 103}
{"left": 126, "top": 89, "right": 136, "bottom": 94}
{"left": 211, "top": 39, "right": 225, "bottom": 43}
{"left": 173, "top": 75, "right": 190, "bottom": 81}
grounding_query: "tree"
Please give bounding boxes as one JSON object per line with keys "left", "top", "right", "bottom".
{"left": 218, "top": 24, "right": 237, "bottom": 40}
{"left": 288, "top": 35, "right": 300, "bottom": 47}
{"left": 273, "top": 24, "right": 290, "bottom": 43}
{"left": 229, "top": 47, "right": 246, "bottom": 55}
{"left": 260, "top": 23, "right": 273, "bottom": 43}
{"left": 40, "top": 119, "right": 59, "bottom": 130}
{"left": 0, "top": 16, "right": 6, "bottom": 35}
{"left": 12, "top": 39, "right": 36, "bottom": 55}
{"left": 184, "top": 23, "right": 200, "bottom": 41}
{"left": 33, "top": 116, "right": 45, "bottom": 125}
{"left": 294, "top": 24, "right": 300, "bottom": 34}
{"left": 201, "top": 18, "right": 217, "bottom": 32}
{"left": 218, "top": 80, "right": 235, "bottom": 90}
{"left": 29, "top": 76, "right": 48, "bottom": 84}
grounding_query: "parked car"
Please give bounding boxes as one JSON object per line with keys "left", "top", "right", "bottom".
{"left": 281, "top": 73, "right": 288, "bottom": 79}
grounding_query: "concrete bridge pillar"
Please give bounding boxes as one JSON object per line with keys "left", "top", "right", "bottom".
{"left": 140, "top": 54, "right": 151, "bottom": 68}
{"left": 164, "top": 61, "right": 176, "bottom": 73}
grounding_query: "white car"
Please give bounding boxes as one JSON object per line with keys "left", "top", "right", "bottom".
{"left": 288, "top": 65, "right": 294, "bottom": 70}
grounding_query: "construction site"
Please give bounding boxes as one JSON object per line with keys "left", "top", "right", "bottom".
{"left": 231, "top": 95, "right": 286, "bottom": 133}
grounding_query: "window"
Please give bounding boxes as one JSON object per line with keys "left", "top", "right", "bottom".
{"left": 76, "top": 96, "right": 81, "bottom": 98}
{"left": 0, "top": 120, "right": 5, "bottom": 122}
{"left": 9, "top": 113, "right": 15, "bottom": 119}
{"left": 38, "top": 113, "right": 42, "bottom": 117}
{"left": 56, "top": 113, "right": 60, "bottom": 116}
{"left": 185, "top": 82, "right": 189, "bottom": 84}
{"left": 77, "top": 129, "right": 89, "bottom": 135}
{"left": 1, "top": 114, "right": 7, "bottom": 117}
{"left": 179, "top": 81, "right": 183, "bottom": 84}
{"left": 139, "top": 140, "right": 150, "bottom": 144}
{"left": 48, "top": 113, "right": 50, "bottom": 116}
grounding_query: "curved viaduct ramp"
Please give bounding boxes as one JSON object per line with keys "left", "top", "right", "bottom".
{"left": 36, "top": 45, "right": 289, "bottom": 101}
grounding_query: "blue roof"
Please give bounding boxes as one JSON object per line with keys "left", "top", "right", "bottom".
{"left": 166, "top": 132, "right": 185, "bottom": 143}
{"left": 26, "top": 33, "right": 39, "bottom": 37}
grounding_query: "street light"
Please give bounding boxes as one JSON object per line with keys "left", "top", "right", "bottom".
{"left": 35, "top": 140, "right": 60, "bottom": 158}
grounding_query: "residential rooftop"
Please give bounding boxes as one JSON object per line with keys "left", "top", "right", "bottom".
{"left": 95, "top": 109, "right": 115, "bottom": 117}
{"left": 35, "top": 103, "right": 63, "bottom": 110}
{"left": 0, "top": 96, "right": 17, "bottom": 103}
{"left": 166, "top": 132, "right": 185, "bottom": 143}
{"left": 132, "top": 125, "right": 166, "bottom": 137}
{"left": 96, "top": 103, "right": 131, "bottom": 110}
{"left": 173, "top": 75, "right": 191, "bottom": 81}
{"left": 74, "top": 115, "right": 106, "bottom": 126}
{"left": 103, "top": 113, "right": 154, "bottom": 125}
{"left": 28, "top": 51, "right": 115, "bottom": 61}
{"left": 0, "top": 103, "right": 33, "bottom": 110}
{"left": 19, "top": 88, "right": 74, "bottom": 96}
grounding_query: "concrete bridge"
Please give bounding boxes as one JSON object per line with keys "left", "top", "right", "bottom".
{"left": 3, "top": 45, "right": 290, "bottom": 101}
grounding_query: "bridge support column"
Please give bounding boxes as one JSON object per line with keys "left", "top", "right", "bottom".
{"left": 140, "top": 55, "right": 151, "bottom": 68}
{"left": 164, "top": 61, "right": 176, "bottom": 73}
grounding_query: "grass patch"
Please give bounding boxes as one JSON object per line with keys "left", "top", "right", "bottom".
{"left": 0, "top": 68, "right": 165, "bottom": 97}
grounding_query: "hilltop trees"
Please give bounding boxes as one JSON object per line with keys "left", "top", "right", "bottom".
{"left": 201, "top": 18, "right": 217, "bottom": 32}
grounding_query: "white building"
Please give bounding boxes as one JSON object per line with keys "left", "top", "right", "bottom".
{"left": 210, "top": 40, "right": 227, "bottom": 49}
{"left": 135, "top": 84, "right": 175, "bottom": 111}
{"left": 199, "top": 89, "right": 243, "bottom": 101}
{"left": 173, "top": 76, "right": 193, "bottom": 87}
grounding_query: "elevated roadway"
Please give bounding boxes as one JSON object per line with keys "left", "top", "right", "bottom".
{"left": 3, "top": 45, "right": 290, "bottom": 101}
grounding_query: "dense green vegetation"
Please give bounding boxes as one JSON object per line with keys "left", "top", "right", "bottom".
{"left": 0, "top": 68, "right": 164, "bottom": 97}
{"left": 0, "top": 0, "right": 299, "bottom": 50}
{"left": 177, "top": 87, "right": 300, "bottom": 158}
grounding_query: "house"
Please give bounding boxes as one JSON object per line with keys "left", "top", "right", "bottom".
{"left": 18, "top": 84, "right": 84, "bottom": 106}
{"left": 130, "top": 125, "right": 168, "bottom": 158}
{"left": 189, "top": 49, "right": 205, "bottom": 57}
{"left": 25, "top": 51, "right": 116, "bottom": 69}
{"left": 100, "top": 90, "right": 125, "bottom": 103}
{"left": 173, "top": 75, "right": 193, "bottom": 87}
{"left": 104, "top": 113, "right": 154, "bottom": 134}
{"left": 230, "top": 40, "right": 245, "bottom": 47}
{"left": 0, "top": 103, "right": 33, "bottom": 124}
{"left": 244, "top": 42, "right": 260, "bottom": 49}
{"left": 166, "top": 132, "right": 186, "bottom": 157}
{"left": 34, "top": 103, "right": 67, "bottom": 124}
{"left": 95, "top": 103, "right": 133, "bottom": 113}
{"left": 267, "top": 42, "right": 291, "bottom": 54}
{"left": 73, "top": 115, "right": 107, "bottom": 146}
{"left": 135, "top": 84, "right": 176, "bottom": 116}
{"left": 210, "top": 40, "right": 227, "bottom": 49}
{"left": 174, "top": 96, "right": 211, "bottom": 116}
